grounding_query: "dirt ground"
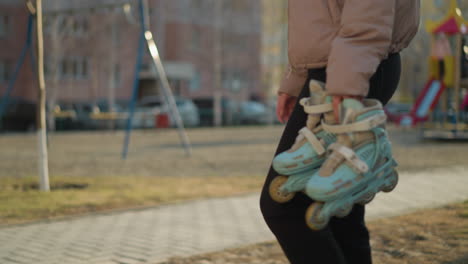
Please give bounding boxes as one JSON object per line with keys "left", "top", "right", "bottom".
{"left": 1, "top": 125, "right": 467, "bottom": 179}
{"left": 161, "top": 201, "right": 468, "bottom": 264}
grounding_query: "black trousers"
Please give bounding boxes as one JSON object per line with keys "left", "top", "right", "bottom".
{"left": 260, "top": 53, "right": 401, "bottom": 264}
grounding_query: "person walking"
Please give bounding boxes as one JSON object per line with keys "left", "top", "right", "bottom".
{"left": 260, "top": 1, "right": 420, "bottom": 263}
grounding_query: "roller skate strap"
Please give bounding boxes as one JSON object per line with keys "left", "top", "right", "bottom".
{"left": 298, "top": 127, "right": 326, "bottom": 155}
{"left": 300, "top": 98, "right": 333, "bottom": 114}
{"left": 321, "top": 114, "right": 386, "bottom": 134}
{"left": 328, "top": 143, "right": 369, "bottom": 173}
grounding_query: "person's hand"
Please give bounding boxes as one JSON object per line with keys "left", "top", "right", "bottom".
{"left": 276, "top": 93, "right": 297, "bottom": 124}
{"left": 332, "top": 95, "right": 364, "bottom": 122}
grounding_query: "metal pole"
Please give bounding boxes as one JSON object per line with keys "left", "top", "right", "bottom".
{"left": 140, "top": 0, "right": 192, "bottom": 156}
{"left": 213, "top": 0, "right": 223, "bottom": 127}
{"left": 454, "top": 34, "right": 462, "bottom": 124}
{"left": 108, "top": 13, "right": 118, "bottom": 130}
{"left": 121, "top": 18, "right": 145, "bottom": 160}
{"left": 35, "top": 0, "right": 50, "bottom": 192}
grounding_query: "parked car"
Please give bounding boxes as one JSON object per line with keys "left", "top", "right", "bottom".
{"left": 239, "top": 101, "right": 269, "bottom": 125}
{"left": 266, "top": 98, "right": 282, "bottom": 124}
{"left": 193, "top": 97, "right": 241, "bottom": 126}
{"left": 0, "top": 97, "right": 36, "bottom": 131}
{"left": 95, "top": 100, "right": 131, "bottom": 129}
{"left": 133, "top": 102, "right": 161, "bottom": 129}
{"left": 54, "top": 102, "right": 110, "bottom": 130}
{"left": 138, "top": 96, "right": 200, "bottom": 128}
{"left": 96, "top": 98, "right": 167, "bottom": 129}
{"left": 73, "top": 102, "right": 100, "bottom": 129}
{"left": 173, "top": 97, "right": 200, "bottom": 127}
{"left": 53, "top": 102, "right": 78, "bottom": 130}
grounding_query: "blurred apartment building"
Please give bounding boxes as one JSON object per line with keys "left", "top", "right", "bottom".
{"left": 0, "top": 0, "right": 262, "bottom": 107}
{"left": 0, "top": 0, "right": 36, "bottom": 102}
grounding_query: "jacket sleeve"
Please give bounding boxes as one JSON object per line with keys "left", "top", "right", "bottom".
{"left": 277, "top": 64, "right": 308, "bottom": 97}
{"left": 326, "top": 0, "right": 395, "bottom": 96}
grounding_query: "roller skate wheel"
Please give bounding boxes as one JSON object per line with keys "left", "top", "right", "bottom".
{"left": 358, "top": 193, "right": 375, "bottom": 205}
{"left": 305, "top": 202, "right": 329, "bottom": 230}
{"left": 335, "top": 204, "right": 353, "bottom": 218}
{"left": 269, "top": 176, "right": 295, "bottom": 203}
{"left": 382, "top": 171, "right": 399, "bottom": 193}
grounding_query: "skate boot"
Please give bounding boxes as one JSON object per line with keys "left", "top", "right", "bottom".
{"left": 269, "top": 80, "right": 337, "bottom": 203}
{"left": 304, "top": 98, "right": 398, "bottom": 230}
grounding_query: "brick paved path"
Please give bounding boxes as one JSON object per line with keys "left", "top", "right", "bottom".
{"left": 1, "top": 166, "right": 467, "bottom": 264}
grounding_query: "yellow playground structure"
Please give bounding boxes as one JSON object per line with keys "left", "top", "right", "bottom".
{"left": 398, "top": 0, "right": 468, "bottom": 139}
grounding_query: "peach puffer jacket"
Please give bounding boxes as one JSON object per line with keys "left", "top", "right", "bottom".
{"left": 279, "top": 0, "right": 420, "bottom": 97}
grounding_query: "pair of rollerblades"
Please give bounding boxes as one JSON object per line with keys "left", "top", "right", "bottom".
{"left": 270, "top": 80, "right": 398, "bottom": 230}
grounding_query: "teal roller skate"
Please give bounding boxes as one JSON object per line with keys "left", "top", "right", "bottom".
{"left": 269, "top": 80, "right": 336, "bottom": 203}
{"left": 303, "top": 98, "right": 398, "bottom": 230}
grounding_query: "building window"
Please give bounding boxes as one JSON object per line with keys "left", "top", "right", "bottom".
{"left": 44, "top": 57, "right": 63, "bottom": 79}
{"left": 43, "top": 16, "right": 51, "bottom": 33}
{"left": 222, "top": 69, "right": 248, "bottom": 93}
{"left": 0, "top": 14, "right": 10, "bottom": 38}
{"left": 190, "top": 72, "right": 201, "bottom": 91}
{"left": 190, "top": 1, "right": 205, "bottom": 10}
{"left": 44, "top": 59, "right": 51, "bottom": 77}
{"left": 0, "top": 60, "right": 12, "bottom": 83}
{"left": 149, "top": 7, "right": 155, "bottom": 17}
{"left": 114, "top": 64, "right": 121, "bottom": 87}
{"left": 72, "top": 17, "right": 89, "bottom": 36}
{"left": 44, "top": 16, "right": 88, "bottom": 37}
{"left": 77, "top": 57, "right": 89, "bottom": 79}
{"left": 59, "top": 16, "right": 73, "bottom": 33}
{"left": 226, "top": 0, "right": 249, "bottom": 12}
{"left": 141, "top": 57, "right": 151, "bottom": 72}
{"left": 190, "top": 28, "right": 201, "bottom": 51}
{"left": 60, "top": 58, "right": 72, "bottom": 79}
{"left": 170, "top": 80, "right": 182, "bottom": 96}
{"left": 223, "top": 33, "right": 247, "bottom": 51}
{"left": 59, "top": 57, "right": 89, "bottom": 80}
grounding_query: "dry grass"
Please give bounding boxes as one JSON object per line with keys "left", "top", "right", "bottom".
{"left": 1, "top": 125, "right": 467, "bottom": 226}
{"left": 0, "top": 175, "right": 264, "bottom": 225}
{"left": 370, "top": 200, "right": 468, "bottom": 264}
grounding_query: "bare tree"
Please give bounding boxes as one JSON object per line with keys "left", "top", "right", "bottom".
{"left": 44, "top": 14, "right": 75, "bottom": 131}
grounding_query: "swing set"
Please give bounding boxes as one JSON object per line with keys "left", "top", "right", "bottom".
{"left": 0, "top": 0, "right": 192, "bottom": 157}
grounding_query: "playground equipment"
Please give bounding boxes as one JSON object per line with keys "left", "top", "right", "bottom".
{"left": 1, "top": 1, "right": 192, "bottom": 157}
{"left": 121, "top": 0, "right": 192, "bottom": 158}
{"left": 0, "top": 1, "right": 193, "bottom": 190}
{"left": 399, "top": 0, "right": 468, "bottom": 139}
